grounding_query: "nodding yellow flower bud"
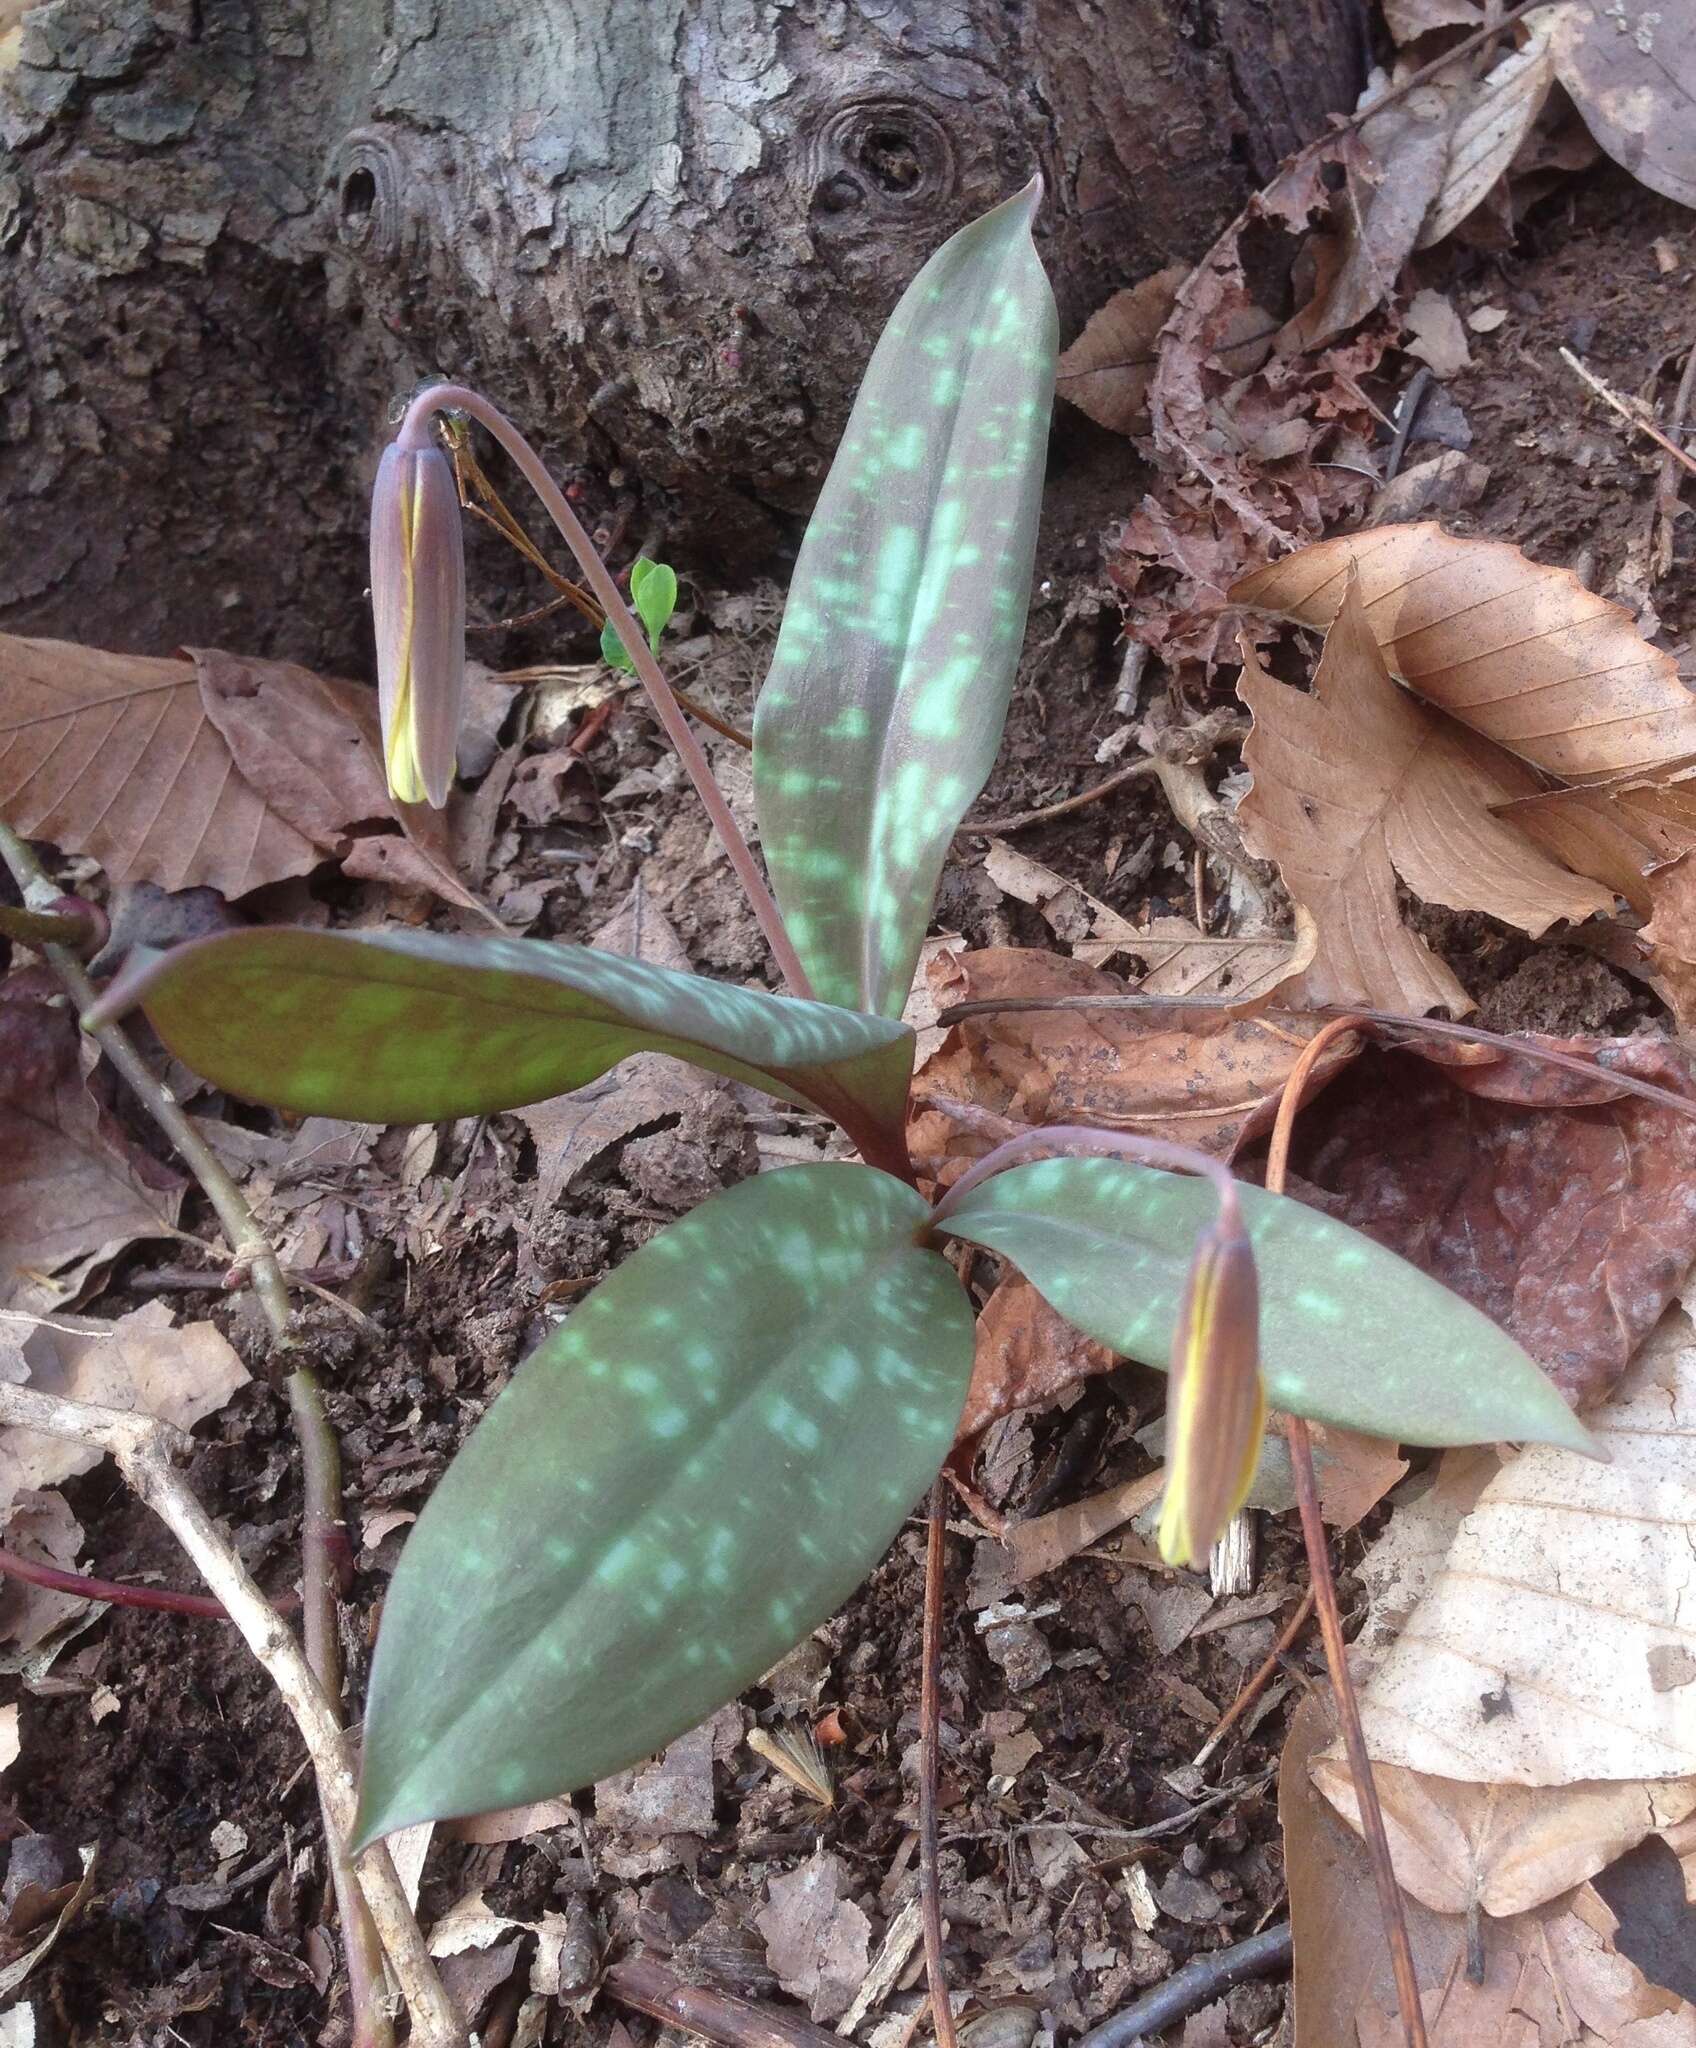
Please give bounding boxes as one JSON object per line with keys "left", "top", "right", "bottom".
{"left": 1157, "top": 1198, "right": 1265, "bottom": 1570}
{"left": 370, "top": 435, "right": 466, "bottom": 809}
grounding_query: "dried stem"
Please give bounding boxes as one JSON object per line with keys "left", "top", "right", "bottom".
{"left": 956, "top": 756, "right": 1160, "bottom": 838}
{"left": 1267, "top": 1015, "right": 1427, "bottom": 2048}
{"left": 399, "top": 386, "right": 811, "bottom": 997}
{"left": 1193, "top": 1586, "right": 1316, "bottom": 1769}
{"left": 1561, "top": 347, "right": 1696, "bottom": 481}
{"left": 0, "top": 819, "right": 420, "bottom": 2046}
{"left": 918, "top": 1478, "right": 958, "bottom": 2048}
{"left": 0, "top": 1382, "right": 461, "bottom": 2046}
{"left": 604, "top": 1955, "right": 842, "bottom": 2048}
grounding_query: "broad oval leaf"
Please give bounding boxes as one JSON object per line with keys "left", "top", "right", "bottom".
{"left": 353, "top": 1164, "right": 973, "bottom": 1841}
{"left": 754, "top": 181, "right": 1058, "bottom": 1018}
{"left": 936, "top": 1158, "right": 1596, "bottom": 1456}
{"left": 99, "top": 927, "right": 915, "bottom": 1168}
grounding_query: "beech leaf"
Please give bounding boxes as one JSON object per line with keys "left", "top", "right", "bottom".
{"left": 354, "top": 1166, "right": 973, "bottom": 1839}
{"left": 1235, "top": 568, "right": 1612, "bottom": 1014}
{"left": 102, "top": 927, "right": 915, "bottom": 1168}
{"left": 1232, "top": 521, "right": 1696, "bottom": 783}
{"left": 754, "top": 182, "right": 1058, "bottom": 1018}
{"left": 934, "top": 1156, "right": 1597, "bottom": 1454}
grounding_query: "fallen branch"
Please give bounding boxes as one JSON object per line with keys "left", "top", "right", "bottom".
{"left": 1072, "top": 1924, "right": 1294, "bottom": 2048}
{"left": 0, "top": 1380, "right": 461, "bottom": 2045}
{"left": 1561, "top": 346, "right": 1696, "bottom": 481}
{"left": 604, "top": 1954, "right": 842, "bottom": 2048}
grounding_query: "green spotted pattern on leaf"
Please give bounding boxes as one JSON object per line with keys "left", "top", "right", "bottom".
{"left": 112, "top": 927, "right": 914, "bottom": 1161}
{"left": 754, "top": 181, "right": 1058, "bottom": 1017}
{"left": 938, "top": 1158, "right": 1596, "bottom": 1455}
{"left": 354, "top": 1164, "right": 973, "bottom": 1840}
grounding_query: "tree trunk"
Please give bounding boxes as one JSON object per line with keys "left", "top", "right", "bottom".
{"left": 0, "top": 0, "right": 1369, "bottom": 665}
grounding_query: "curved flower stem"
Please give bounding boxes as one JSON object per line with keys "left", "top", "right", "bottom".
{"left": 928, "top": 1122, "right": 1241, "bottom": 1232}
{"left": 397, "top": 385, "right": 813, "bottom": 999}
{"left": 1267, "top": 1015, "right": 1428, "bottom": 2048}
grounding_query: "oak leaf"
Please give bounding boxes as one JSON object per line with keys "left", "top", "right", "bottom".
{"left": 1236, "top": 569, "right": 1610, "bottom": 1014}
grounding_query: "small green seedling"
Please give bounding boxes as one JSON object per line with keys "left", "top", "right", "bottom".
{"left": 600, "top": 557, "right": 679, "bottom": 675}
{"left": 93, "top": 183, "right": 1594, "bottom": 1845}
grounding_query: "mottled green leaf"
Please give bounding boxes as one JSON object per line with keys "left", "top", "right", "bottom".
{"left": 354, "top": 1164, "right": 972, "bottom": 1841}
{"left": 937, "top": 1158, "right": 1596, "bottom": 1455}
{"left": 601, "top": 557, "right": 677, "bottom": 674}
{"left": 103, "top": 927, "right": 914, "bottom": 1164}
{"left": 754, "top": 182, "right": 1058, "bottom": 1017}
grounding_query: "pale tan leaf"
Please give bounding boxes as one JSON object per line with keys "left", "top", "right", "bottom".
{"left": 1353, "top": 1446, "right": 1502, "bottom": 1668}
{"left": 1554, "top": 1, "right": 1696, "bottom": 209}
{"left": 1236, "top": 571, "right": 1611, "bottom": 1014}
{"left": 1056, "top": 266, "right": 1185, "bottom": 436}
{"left": 1233, "top": 522, "right": 1696, "bottom": 782}
{"left": 1417, "top": 17, "right": 1558, "bottom": 249}
{"left": 0, "top": 636, "right": 316, "bottom": 896}
{"left": 1343, "top": 1290, "right": 1696, "bottom": 1787}
{"left": 1314, "top": 1756, "right": 1696, "bottom": 1917}
{"left": 1283, "top": 1691, "right": 1696, "bottom": 2048}
{"left": 0, "top": 1301, "right": 248, "bottom": 1515}
{"left": 0, "top": 1490, "right": 84, "bottom": 1652}
{"left": 1402, "top": 288, "right": 1472, "bottom": 376}
{"left": 1384, "top": 0, "right": 1482, "bottom": 41}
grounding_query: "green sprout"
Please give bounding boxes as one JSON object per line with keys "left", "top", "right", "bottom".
{"left": 86, "top": 180, "right": 1596, "bottom": 1845}
{"left": 600, "top": 557, "right": 679, "bottom": 675}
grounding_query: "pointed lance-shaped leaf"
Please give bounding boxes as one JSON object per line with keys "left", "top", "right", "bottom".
{"left": 353, "top": 1164, "right": 974, "bottom": 1842}
{"left": 92, "top": 927, "right": 916, "bottom": 1171}
{"left": 754, "top": 180, "right": 1059, "bottom": 1018}
{"left": 935, "top": 1158, "right": 1598, "bottom": 1456}
{"left": 370, "top": 437, "right": 467, "bottom": 809}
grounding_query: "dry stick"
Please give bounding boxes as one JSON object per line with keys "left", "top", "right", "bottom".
{"left": 0, "top": 1382, "right": 460, "bottom": 2046}
{"left": 1074, "top": 1925, "right": 1294, "bottom": 2048}
{"left": 1266, "top": 1015, "right": 1427, "bottom": 2048}
{"left": 918, "top": 1478, "right": 959, "bottom": 2048}
{"left": 1560, "top": 347, "right": 1696, "bottom": 482}
{"left": 399, "top": 385, "right": 811, "bottom": 997}
{"left": 1194, "top": 1585, "right": 1317, "bottom": 1769}
{"left": 1653, "top": 341, "right": 1696, "bottom": 570}
{"left": 605, "top": 1955, "right": 843, "bottom": 2048}
{"left": 956, "top": 755, "right": 1161, "bottom": 838}
{"left": 0, "top": 819, "right": 420, "bottom": 2047}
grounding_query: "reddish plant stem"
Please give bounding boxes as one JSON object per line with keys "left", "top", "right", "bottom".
{"left": 1194, "top": 1586, "right": 1316, "bottom": 1768}
{"left": 1268, "top": 1016, "right": 1428, "bottom": 2048}
{"left": 0, "top": 1542, "right": 302, "bottom": 1621}
{"left": 919, "top": 1478, "right": 959, "bottom": 2048}
{"left": 604, "top": 1956, "right": 842, "bottom": 2048}
{"left": 929, "top": 1121, "right": 1240, "bottom": 1231}
{"left": 398, "top": 385, "right": 811, "bottom": 998}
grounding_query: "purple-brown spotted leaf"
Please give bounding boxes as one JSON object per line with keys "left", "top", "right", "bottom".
{"left": 93, "top": 927, "right": 914, "bottom": 1169}
{"left": 754, "top": 182, "right": 1058, "bottom": 1017}
{"left": 354, "top": 1164, "right": 973, "bottom": 1840}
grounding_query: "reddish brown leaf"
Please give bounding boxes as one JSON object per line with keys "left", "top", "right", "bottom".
{"left": 1286, "top": 1038, "right": 1696, "bottom": 1408}
{"left": 955, "top": 1273, "right": 1116, "bottom": 1446}
{"left": 1055, "top": 266, "right": 1185, "bottom": 436}
{"left": 906, "top": 946, "right": 1355, "bottom": 1180}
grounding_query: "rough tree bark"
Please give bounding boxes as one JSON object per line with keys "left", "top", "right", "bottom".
{"left": 0, "top": 0, "right": 1369, "bottom": 665}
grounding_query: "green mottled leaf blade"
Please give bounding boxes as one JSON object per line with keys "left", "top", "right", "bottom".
{"left": 354, "top": 1164, "right": 973, "bottom": 1841}
{"left": 110, "top": 927, "right": 914, "bottom": 1158}
{"left": 754, "top": 182, "right": 1058, "bottom": 1017}
{"left": 938, "top": 1159, "right": 1596, "bottom": 1455}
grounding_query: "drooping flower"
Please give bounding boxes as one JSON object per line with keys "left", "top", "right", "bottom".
{"left": 370, "top": 431, "right": 466, "bottom": 808}
{"left": 1157, "top": 1194, "right": 1265, "bottom": 1569}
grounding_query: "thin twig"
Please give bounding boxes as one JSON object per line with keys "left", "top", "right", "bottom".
{"left": 1267, "top": 1017, "right": 1427, "bottom": 2048}
{"left": 400, "top": 386, "right": 811, "bottom": 997}
{"left": 1194, "top": 1587, "right": 1316, "bottom": 1768}
{"left": 0, "top": 1382, "right": 461, "bottom": 2046}
{"left": 1653, "top": 341, "right": 1696, "bottom": 575}
{"left": 1072, "top": 1925, "right": 1293, "bottom": 2048}
{"left": 1384, "top": 368, "right": 1433, "bottom": 486}
{"left": 1560, "top": 347, "right": 1696, "bottom": 481}
{"left": 956, "top": 757, "right": 1160, "bottom": 838}
{"left": 918, "top": 1479, "right": 958, "bottom": 2048}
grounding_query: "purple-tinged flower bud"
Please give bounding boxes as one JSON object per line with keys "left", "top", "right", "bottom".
{"left": 370, "top": 435, "right": 466, "bottom": 808}
{"left": 1157, "top": 1197, "right": 1265, "bottom": 1570}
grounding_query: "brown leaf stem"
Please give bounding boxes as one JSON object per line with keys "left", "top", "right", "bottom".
{"left": 955, "top": 756, "right": 1160, "bottom": 838}
{"left": 1268, "top": 1014, "right": 1427, "bottom": 2048}
{"left": 1193, "top": 1585, "right": 1317, "bottom": 1769}
{"left": 919, "top": 1477, "right": 959, "bottom": 2048}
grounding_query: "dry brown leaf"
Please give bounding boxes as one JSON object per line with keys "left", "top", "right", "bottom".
{"left": 0, "top": 976, "right": 183, "bottom": 1312}
{"left": 956, "top": 1273, "right": 1116, "bottom": 1447}
{"left": 1352, "top": 1447, "right": 1502, "bottom": 1667}
{"left": 1384, "top": 0, "right": 1481, "bottom": 41}
{"left": 903, "top": 933, "right": 970, "bottom": 1070}
{"left": 0, "top": 633, "right": 491, "bottom": 912}
{"left": 1417, "top": 15, "right": 1559, "bottom": 249}
{"left": 1371, "top": 450, "right": 1492, "bottom": 524}
{"left": 980, "top": 842, "right": 1313, "bottom": 998}
{"left": 1005, "top": 1470, "right": 1166, "bottom": 1582}
{"left": 1236, "top": 571, "right": 1610, "bottom": 1014}
{"left": 0, "top": 1490, "right": 84, "bottom": 1652}
{"left": 754, "top": 1850, "right": 871, "bottom": 2025}
{"left": 907, "top": 946, "right": 1353, "bottom": 1173}
{"left": 1055, "top": 266, "right": 1185, "bottom": 435}
{"left": 0, "top": 1301, "right": 248, "bottom": 1514}
{"left": 1282, "top": 1691, "right": 1696, "bottom": 2048}
{"left": 1233, "top": 522, "right": 1696, "bottom": 782}
{"left": 1554, "top": 1, "right": 1696, "bottom": 209}
{"left": 1342, "top": 1286, "right": 1696, "bottom": 1787}
{"left": 1315, "top": 1753, "right": 1696, "bottom": 1918}
{"left": 1402, "top": 288, "right": 1472, "bottom": 376}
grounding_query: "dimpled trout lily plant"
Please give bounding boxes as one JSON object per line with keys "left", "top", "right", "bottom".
{"left": 93, "top": 183, "right": 1593, "bottom": 1845}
